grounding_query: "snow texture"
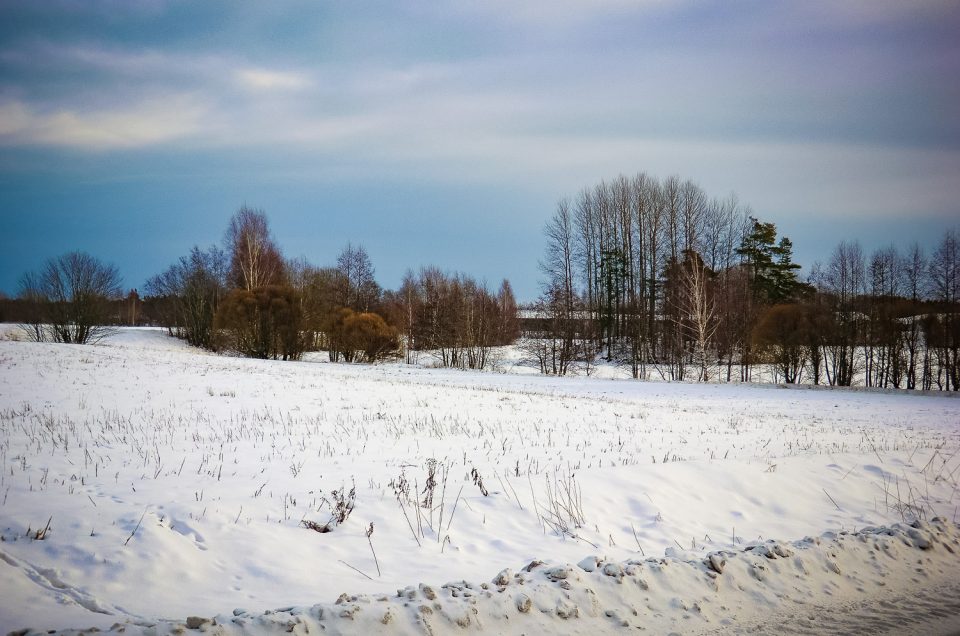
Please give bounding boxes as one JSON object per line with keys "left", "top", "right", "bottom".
{"left": 13, "top": 519, "right": 960, "bottom": 635}
{"left": 1, "top": 327, "right": 958, "bottom": 634}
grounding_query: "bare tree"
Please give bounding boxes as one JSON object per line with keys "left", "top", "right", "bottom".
{"left": 680, "top": 179, "right": 707, "bottom": 256}
{"left": 146, "top": 246, "right": 227, "bottom": 349}
{"left": 395, "top": 270, "right": 419, "bottom": 363}
{"left": 286, "top": 257, "right": 343, "bottom": 351}
{"left": 16, "top": 270, "right": 46, "bottom": 342}
{"left": 495, "top": 279, "right": 520, "bottom": 345}
{"left": 18, "top": 251, "right": 123, "bottom": 344}
{"left": 928, "top": 229, "right": 959, "bottom": 390}
{"left": 663, "top": 175, "right": 682, "bottom": 267}
{"left": 536, "top": 199, "right": 581, "bottom": 374}
{"left": 818, "top": 241, "right": 865, "bottom": 386}
{"left": 676, "top": 250, "right": 719, "bottom": 381}
{"left": 522, "top": 281, "right": 585, "bottom": 376}
{"left": 902, "top": 243, "right": 927, "bottom": 389}
{"left": 336, "top": 243, "right": 380, "bottom": 312}
{"left": 224, "top": 206, "right": 284, "bottom": 291}
{"left": 865, "top": 245, "right": 903, "bottom": 387}
{"left": 543, "top": 199, "right": 577, "bottom": 318}
{"left": 636, "top": 174, "right": 664, "bottom": 372}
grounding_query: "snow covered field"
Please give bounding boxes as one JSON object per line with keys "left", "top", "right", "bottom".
{"left": 1, "top": 328, "right": 958, "bottom": 634}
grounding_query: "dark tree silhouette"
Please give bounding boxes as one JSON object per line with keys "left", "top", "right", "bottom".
{"left": 17, "top": 251, "right": 122, "bottom": 344}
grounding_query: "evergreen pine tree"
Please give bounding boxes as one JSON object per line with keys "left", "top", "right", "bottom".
{"left": 737, "top": 217, "right": 808, "bottom": 304}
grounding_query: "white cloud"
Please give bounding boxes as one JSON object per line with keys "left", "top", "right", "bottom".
{"left": 235, "top": 68, "right": 312, "bottom": 92}
{"left": 235, "top": 68, "right": 312, "bottom": 91}
{"left": 2, "top": 42, "right": 315, "bottom": 94}
{"left": 0, "top": 96, "right": 208, "bottom": 150}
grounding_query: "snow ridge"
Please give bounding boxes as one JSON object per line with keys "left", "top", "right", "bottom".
{"left": 19, "top": 518, "right": 960, "bottom": 636}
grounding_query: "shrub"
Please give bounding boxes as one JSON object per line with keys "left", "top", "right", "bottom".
{"left": 326, "top": 307, "right": 398, "bottom": 363}
{"left": 17, "top": 251, "right": 122, "bottom": 344}
{"left": 215, "top": 285, "right": 305, "bottom": 360}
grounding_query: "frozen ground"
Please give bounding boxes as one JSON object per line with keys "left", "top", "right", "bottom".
{"left": 0, "top": 327, "right": 958, "bottom": 634}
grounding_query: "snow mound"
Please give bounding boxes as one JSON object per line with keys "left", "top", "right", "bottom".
{"left": 21, "top": 519, "right": 960, "bottom": 636}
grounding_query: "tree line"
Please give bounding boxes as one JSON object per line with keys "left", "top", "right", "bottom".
{"left": 145, "top": 207, "right": 520, "bottom": 366}
{"left": 532, "top": 171, "right": 959, "bottom": 390}
{"left": 4, "top": 186, "right": 956, "bottom": 390}
{"left": 7, "top": 206, "right": 518, "bottom": 368}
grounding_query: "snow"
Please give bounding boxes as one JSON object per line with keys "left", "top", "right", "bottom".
{"left": 1, "top": 327, "right": 958, "bottom": 633}
{"left": 25, "top": 519, "right": 960, "bottom": 635}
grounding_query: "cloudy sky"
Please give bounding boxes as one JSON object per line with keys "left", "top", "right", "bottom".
{"left": 1, "top": 0, "right": 958, "bottom": 299}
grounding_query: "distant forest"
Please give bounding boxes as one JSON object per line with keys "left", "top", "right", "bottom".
{"left": 2, "top": 171, "right": 957, "bottom": 391}
{"left": 531, "top": 173, "right": 959, "bottom": 391}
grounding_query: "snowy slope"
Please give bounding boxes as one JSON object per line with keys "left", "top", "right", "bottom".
{"left": 0, "top": 328, "right": 958, "bottom": 633}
